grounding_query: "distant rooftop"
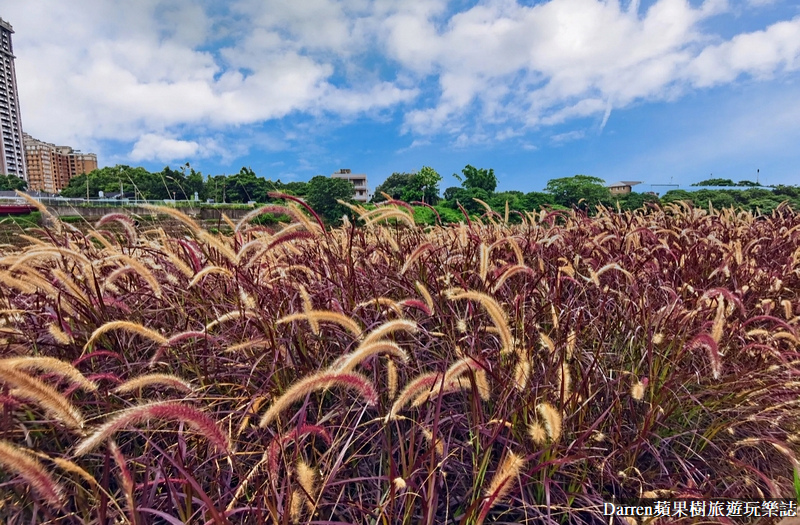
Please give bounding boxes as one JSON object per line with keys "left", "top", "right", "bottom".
{"left": 607, "top": 181, "right": 642, "bottom": 188}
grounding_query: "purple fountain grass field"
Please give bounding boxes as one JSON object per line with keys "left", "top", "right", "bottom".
{"left": 0, "top": 198, "right": 798, "bottom": 523}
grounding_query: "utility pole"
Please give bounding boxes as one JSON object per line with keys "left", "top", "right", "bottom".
{"left": 86, "top": 175, "right": 89, "bottom": 201}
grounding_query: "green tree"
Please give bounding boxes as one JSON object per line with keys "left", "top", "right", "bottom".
{"left": 206, "top": 175, "right": 229, "bottom": 203}
{"left": 305, "top": 175, "right": 355, "bottom": 224}
{"left": 372, "top": 172, "right": 415, "bottom": 202}
{"left": 60, "top": 165, "right": 153, "bottom": 198}
{"left": 692, "top": 178, "right": 735, "bottom": 187}
{"left": 521, "top": 191, "right": 555, "bottom": 211}
{"left": 413, "top": 166, "right": 442, "bottom": 204}
{"left": 455, "top": 165, "right": 497, "bottom": 193}
{"left": 0, "top": 174, "right": 27, "bottom": 191}
{"left": 270, "top": 180, "right": 309, "bottom": 198}
{"left": 544, "top": 175, "right": 610, "bottom": 209}
{"left": 226, "top": 167, "right": 269, "bottom": 203}
{"left": 615, "top": 191, "right": 660, "bottom": 211}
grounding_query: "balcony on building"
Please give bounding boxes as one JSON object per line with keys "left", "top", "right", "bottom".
{"left": 331, "top": 168, "right": 370, "bottom": 202}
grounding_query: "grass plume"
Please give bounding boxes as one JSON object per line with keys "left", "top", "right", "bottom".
{"left": 113, "top": 373, "right": 194, "bottom": 395}
{"left": 74, "top": 400, "right": 230, "bottom": 456}
{"left": 0, "top": 440, "right": 64, "bottom": 508}
{"left": 259, "top": 371, "right": 378, "bottom": 427}
{"left": 0, "top": 364, "right": 84, "bottom": 430}
{"left": 84, "top": 321, "right": 168, "bottom": 352}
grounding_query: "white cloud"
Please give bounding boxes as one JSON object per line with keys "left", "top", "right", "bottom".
{"left": 686, "top": 16, "right": 800, "bottom": 87}
{"left": 130, "top": 134, "right": 202, "bottom": 162}
{"left": 2, "top": 0, "right": 799, "bottom": 163}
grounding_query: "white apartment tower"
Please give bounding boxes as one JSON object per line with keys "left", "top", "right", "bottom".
{"left": 0, "top": 18, "right": 25, "bottom": 178}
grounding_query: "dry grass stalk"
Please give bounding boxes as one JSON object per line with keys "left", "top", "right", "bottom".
{"left": 400, "top": 243, "right": 435, "bottom": 274}
{"left": 103, "top": 254, "right": 163, "bottom": 298}
{"left": 224, "top": 338, "right": 270, "bottom": 354}
{"left": 74, "top": 400, "right": 230, "bottom": 456}
{"left": 566, "top": 330, "right": 577, "bottom": 360}
{"left": 333, "top": 341, "right": 409, "bottom": 373}
{"left": 557, "top": 362, "right": 572, "bottom": 401}
{"left": 0, "top": 270, "right": 37, "bottom": 294}
{"left": 0, "top": 356, "right": 96, "bottom": 392}
{"left": 479, "top": 243, "right": 490, "bottom": 283}
{"left": 711, "top": 299, "right": 726, "bottom": 344}
{"left": 357, "top": 296, "right": 403, "bottom": 315}
{"left": 235, "top": 204, "right": 293, "bottom": 232}
{"left": 421, "top": 428, "right": 444, "bottom": 457}
{"left": 489, "top": 236, "right": 524, "bottom": 266}
{"left": 84, "top": 321, "right": 168, "bottom": 352}
{"left": 361, "top": 319, "right": 418, "bottom": 347}
{"left": 386, "top": 371, "right": 441, "bottom": 422}
{"left": 189, "top": 265, "right": 233, "bottom": 288}
{"left": 0, "top": 440, "right": 64, "bottom": 508}
{"left": 51, "top": 268, "right": 91, "bottom": 306}
{"left": 478, "top": 451, "right": 526, "bottom": 524}
{"left": 687, "top": 333, "right": 723, "bottom": 380}
{"left": 278, "top": 311, "right": 362, "bottom": 338}
{"left": 540, "top": 333, "right": 555, "bottom": 353}
{"left": 294, "top": 459, "right": 318, "bottom": 518}
{"left": 410, "top": 357, "right": 484, "bottom": 407}
{"left": 205, "top": 310, "right": 257, "bottom": 332}
{"left": 513, "top": 359, "right": 531, "bottom": 391}
{"left": 113, "top": 373, "right": 194, "bottom": 395}
{"left": 196, "top": 229, "right": 237, "bottom": 263}
{"left": 387, "top": 360, "right": 399, "bottom": 399}
{"left": 537, "top": 402, "right": 562, "bottom": 442}
{"left": 298, "top": 285, "right": 318, "bottom": 335}
{"left": 286, "top": 201, "right": 324, "bottom": 235}
{"left": 47, "top": 323, "right": 73, "bottom": 344}
{"left": 491, "top": 264, "right": 534, "bottom": 292}
{"left": 141, "top": 204, "right": 201, "bottom": 233}
{"left": 14, "top": 190, "right": 60, "bottom": 234}
{"left": 528, "top": 423, "right": 547, "bottom": 445}
{"left": 0, "top": 364, "right": 84, "bottom": 430}
{"left": 109, "top": 441, "right": 136, "bottom": 523}
{"left": 95, "top": 213, "right": 138, "bottom": 242}
{"left": 259, "top": 370, "right": 378, "bottom": 427}
{"left": 7, "top": 248, "right": 77, "bottom": 273}
{"left": 447, "top": 290, "right": 513, "bottom": 353}
{"left": 364, "top": 208, "right": 416, "bottom": 228}
{"left": 631, "top": 378, "right": 646, "bottom": 401}
{"left": 415, "top": 281, "right": 435, "bottom": 312}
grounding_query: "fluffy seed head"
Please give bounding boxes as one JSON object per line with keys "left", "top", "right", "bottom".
{"left": 113, "top": 373, "right": 194, "bottom": 395}
{"left": 74, "top": 401, "right": 230, "bottom": 456}
{"left": 0, "top": 440, "right": 64, "bottom": 508}
{"left": 260, "top": 371, "right": 377, "bottom": 427}
{"left": 537, "top": 402, "right": 562, "bottom": 443}
{"left": 528, "top": 423, "right": 547, "bottom": 445}
{"left": 631, "top": 379, "right": 646, "bottom": 401}
{"left": 0, "top": 365, "right": 84, "bottom": 430}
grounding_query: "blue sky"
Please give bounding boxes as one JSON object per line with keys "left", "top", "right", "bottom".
{"left": 2, "top": 0, "right": 799, "bottom": 194}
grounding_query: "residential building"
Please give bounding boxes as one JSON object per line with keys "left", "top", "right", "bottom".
{"left": 0, "top": 18, "right": 26, "bottom": 178}
{"left": 607, "top": 181, "right": 642, "bottom": 195}
{"left": 332, "top": 168, "right": 369, "bottom": 202}
{"left": 23, "top": 133, "right": 98, "bottom": 193}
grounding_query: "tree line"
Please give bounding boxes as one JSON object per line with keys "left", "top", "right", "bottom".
{"left": 2, "top": 165, "right": 799, "bottom": 225}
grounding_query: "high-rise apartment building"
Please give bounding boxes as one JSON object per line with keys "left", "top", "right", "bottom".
{"left": 0, "top": 18, "right": 26, "bottom": 178}
{"left": 24, "top": 133, "right": 97, "bottom": 193}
